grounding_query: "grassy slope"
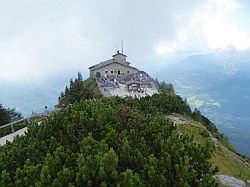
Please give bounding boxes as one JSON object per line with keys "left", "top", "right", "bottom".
{"left": 211, "top": 144, "right": 250, "bottom": 181}
{"left": 175, "top": 115, "right": 250, "bottom": 183}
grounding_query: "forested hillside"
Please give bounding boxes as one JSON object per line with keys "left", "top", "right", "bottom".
{"left": 0, "top": 94, "right": 219, "bottom": 186}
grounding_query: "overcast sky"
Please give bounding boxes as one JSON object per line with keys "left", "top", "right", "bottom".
{"left": 0, "top": 0, "right": 250, "bottom": 83}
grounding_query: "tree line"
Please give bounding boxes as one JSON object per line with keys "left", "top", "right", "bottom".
{"left": 155, "top": 79, "right": 175, "bottom": 94}
{"left": 58, "top": 72, "right": 102, "bottom": 106}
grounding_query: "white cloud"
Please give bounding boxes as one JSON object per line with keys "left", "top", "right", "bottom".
{"left": 0, "top": 1, "right": 116, "bottom": 83}
{"left": 0, "top": 17, "right": 91, "bottom": 82}
{"left": 155, "top": 0, "right": 250, "bottom": 55}
{"left": 0, "top": 0, "right": 249, "bottom": 82}
{"left": 155, "top": 41, "right": 178, "bottom": 55}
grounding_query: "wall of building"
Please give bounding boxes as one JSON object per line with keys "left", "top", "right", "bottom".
{"left": 91, "top": 63, "right": 138, "bottom": 77}
{"left": 113, "top": 54, "right": 126, "bottom": 63}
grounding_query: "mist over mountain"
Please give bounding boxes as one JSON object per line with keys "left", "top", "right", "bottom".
{"left": 0, "top": 70, "right": 82, "bottom": 117}
{"left": 157, "top": 50, "right": 250, "bottom": 156}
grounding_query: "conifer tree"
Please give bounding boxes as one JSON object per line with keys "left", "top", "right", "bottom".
{"left": 0, "top": 103, "right": 22, "bottom": 126}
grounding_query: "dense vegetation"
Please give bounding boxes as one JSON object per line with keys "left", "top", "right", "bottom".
{"left": 0, "top": 94, "right": 218, "bottom": 186}
{"left": 58, "top": 73, "right": 102, "bottom": 106}
{"left": 0, "top": 103, "right": 22, "bottom": 126}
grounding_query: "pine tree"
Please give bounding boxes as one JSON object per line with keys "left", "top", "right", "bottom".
{"left": 0, "top": 103, "right": 22, "bottom": 126}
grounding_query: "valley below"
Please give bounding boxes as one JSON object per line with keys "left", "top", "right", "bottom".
{"left": 157, "top": 52, "right": 250, "bottom": 157}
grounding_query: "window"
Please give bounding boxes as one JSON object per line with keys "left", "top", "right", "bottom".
{"left": 96, "top": 72, "right": 101, "bottom": 77}
{"left": 105, "top": 70, "right": 108, "bottom": 74}
{"left": 127, "top": 70, "right": 130, "bottom": 73}
{"left": 111, "top": 71, "right": 113, "bottom": 74}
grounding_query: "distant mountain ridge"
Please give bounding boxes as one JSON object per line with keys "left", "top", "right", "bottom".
{"left": 157, "top": 51, "right": 250, "bottom": 156}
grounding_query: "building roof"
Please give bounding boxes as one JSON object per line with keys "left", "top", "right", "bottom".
{"left": 112, "top": 50, "right": 127, "bottom": 57}
{"left": 89, "top": 59, "right": 138, "bottom": 71}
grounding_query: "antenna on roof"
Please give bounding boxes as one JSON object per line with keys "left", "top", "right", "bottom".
{"left": 115, "top": 45, "right": 117, "bottom": 53}
{"left": 121, "top": 41, "right": 124, "bottom": 54}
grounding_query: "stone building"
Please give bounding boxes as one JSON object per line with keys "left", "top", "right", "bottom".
{"left": 89, "top": 51, "right": 139, "bottom": 78}
{"left": 88, "top": 50, "right": 159, "bottom": 97}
